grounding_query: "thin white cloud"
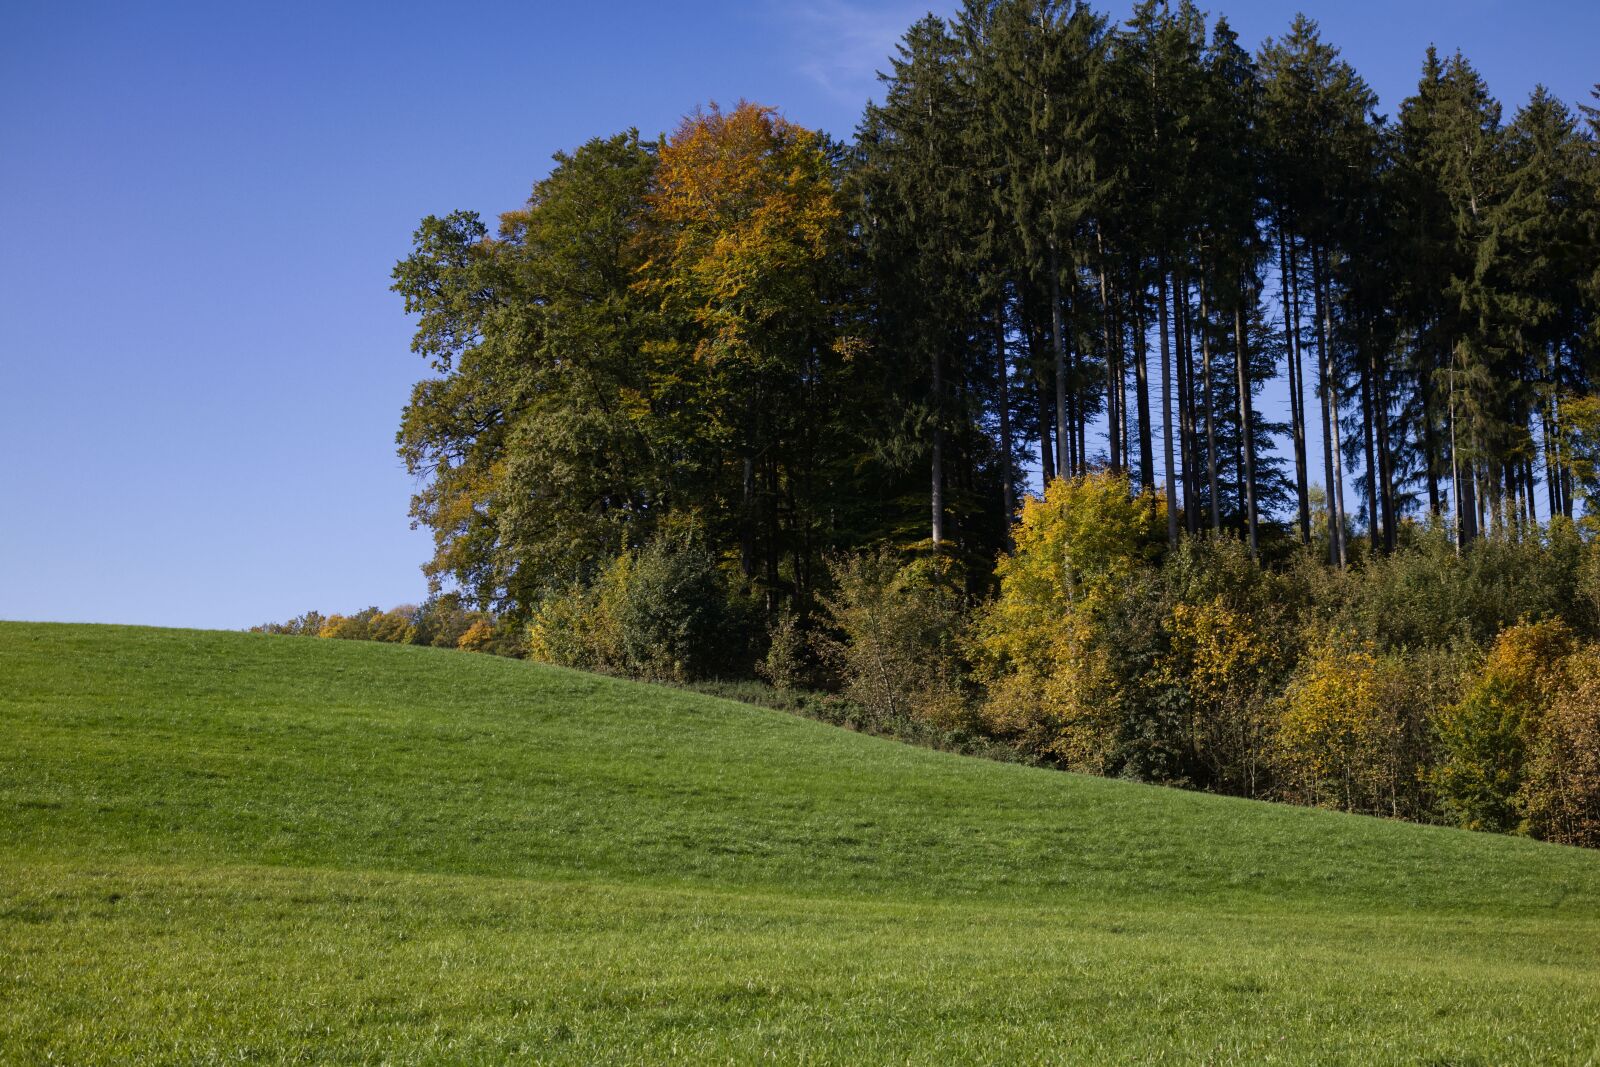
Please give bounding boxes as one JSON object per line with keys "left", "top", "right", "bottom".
{"left": 775, "top": 0, "right": 951, "bottom": 107}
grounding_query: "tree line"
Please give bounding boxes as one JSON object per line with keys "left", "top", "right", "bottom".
{"left": 376, "top": 1, "right": 1600, "bottom": 845}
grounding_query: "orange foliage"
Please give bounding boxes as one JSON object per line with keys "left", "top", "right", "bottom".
{"left": 456, "top": 619, "right": 496, "bottom": 654}
{"left": 639, "top": 101, "right": 841, "bottom": 364}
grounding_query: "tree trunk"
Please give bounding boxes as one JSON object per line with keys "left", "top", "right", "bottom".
{"left": 1361, "top": 340, "right": 1380, "bottom": 551}
{"left": 742, "top": 454, "right": 756, "bottom": 578}
{"left": 1234, "top": 293, "right": 1257, "bottom": 554}
{"left": 931, "top": 345, "right": 944, "bottom": 548}
{"left": 1066, "top": 325, "right": 1080, "bottom": 477}
{"left": 1175, "top": 274, "right": 1197, "bottom": 533}
{"left": 1097, "top": 232, "right": 1120, "bottom": 475}
{"left": 1312, "top": 248, "right": 1345, "bottom": 567}
{"left": 996, "top": 298, "right": 1014, "bottom": 537}
{"left": 1159, "top": 269, "right": 1178, "bottom": 546}
{"left": 1120, "top": 311, "right": 1131, "bottom": 478}
{"left": 764, "top": 455, "right": 780, "bottom": 608}
{"left": 1524, "top": 456, "right": 1538, "bottom": 526}
{"left": 1026, "top": 306, "right": 1055, "bottom": 484}
{"left": 1135, "top": 298, "right": 1154, "bottom": 495}
{"left": 1281, "top": 230, "right": 1310, "bottom": 542}
{"left": 1375, "top": 351, "right": 1397, "bottom": 553}
{"left": 1542, "top": 386, "right": 1560, "bottom": 520}
{"left": 1200, "top": 280, "right": 1220, "bottom": 531}
{"left": 1050, "top": 244, "right": 1069, "bottom": 479}
{"left": 1424, "top": 353, "right": 1442, "bottom": 516}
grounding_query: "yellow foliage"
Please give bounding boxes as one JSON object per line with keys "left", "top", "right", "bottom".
{"left": 1525, "top": 648, "right": 1600, "bottom": 847}
{"left": 1167, "top": 597, "right": 1269, "bottom": 709}
{"left": 979, "top": 611, "right": 1122, "bottom": 770}
{"left": 369, "top": 609, "right": 416, "bottom": 645}
{"left": 1478, "top": 618, "right": 1575, "bottom": 707}
{"left": 456, "top": 619, "right": 496, "bottom": 654}
{"left": 526, "top": 552, "right": 631, "bottom": 672}
{"left": 973, "top": 472, "right": 1163, "bottom": 769}
{"left": 1164, "top": 596, "right": 1275, "bottom": 794}
{"left": 317, "top": 614, "right": 373, "bottom": 641}
{"left": 1276, "top": 639, "right": 1400, "bottom": 811}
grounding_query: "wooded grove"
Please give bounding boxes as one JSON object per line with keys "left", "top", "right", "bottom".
{"left": 372, "top": 1, "right": 1600, "bottom": 846}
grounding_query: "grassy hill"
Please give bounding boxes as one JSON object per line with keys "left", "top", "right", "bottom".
{"left": 2, "top": 622, "right": 1598, "bottom": 1063}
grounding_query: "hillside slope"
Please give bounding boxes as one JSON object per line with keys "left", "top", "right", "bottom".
{"left": 2, "top": 622, "right": 1598, "bottom": 1063}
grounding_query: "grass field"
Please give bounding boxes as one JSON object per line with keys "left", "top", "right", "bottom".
{"left": 2, "top": 622, "right": 1598, "bottom": 1063}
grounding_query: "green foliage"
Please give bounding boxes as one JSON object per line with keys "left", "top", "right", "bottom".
{"left": 527, "top": 526, "right": 738, "bottom": 683}
{"left": 249, "top": 610, "right": 326, "bottom": 636}
{"left": 380, "top": 6, "right": 1600, "bottom": 855}
{"left": 1525, "top": 649, "right": 1600, "bottom": 847}
{"left": 253, "top": 598, "right": 517, "bottom": 656}
{"left": 813, "top": 548, "right": 969, "bottom": 730}
{"left": 1432, "top": 620, "right": 1573, "bottom": 833}
{"left": 1292, "top": 520, "right": 1584, "bottom": 651}
{"left": 756, "top": 604, "right": 807, "bottom": 690}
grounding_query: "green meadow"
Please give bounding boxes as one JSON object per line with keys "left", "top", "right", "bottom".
{"left": 2, "top": 621, "right": 1597, "bottom": 1064}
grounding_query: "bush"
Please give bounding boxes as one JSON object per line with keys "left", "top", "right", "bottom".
{"left": 1275, "top": 637, "right": 1437, "bottom": 816}
{"left": 457, "top": 619, "right": 497, "bottom": 653}
{"left": 757, "top": 605, "right": 807, "bottom": 690}
{"left": 972, "top": 473, "right": 1167, "bottom": 773}
{"left": 318, "top": 607, "right": 380, "bottom": 641}
{"left": 527, "top": 525, "right": 736, "bottom": 683}
{"left": 1432, "top": 619, "right": 1574, "bottom": 833}
{"left": 1296, "top": 521, "right": 1585, "bottom": 653}
{"left": 813, "top": 549, "right": 968, "bottom": 730}
{"left": 1162, "top": 595, "right": 1275, "bottom": 797}
{"left": 613, "top": 528, "right": 736, "bottom": 681}
{"left": 251, "top": 610, "right": 327, "bottom": 636}
{"left": 1523, "top": 649, "right": 1600, "bottom": 847}
{"left": 369, "top": 607, "right": 418, "bottom": 644}
{"left": 409, "top": 594, "right": 481, "bottom": 649}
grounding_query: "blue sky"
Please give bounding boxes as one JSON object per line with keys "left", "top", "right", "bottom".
{"left": 2, "top": 1, "right": 1595, "bottom": 629}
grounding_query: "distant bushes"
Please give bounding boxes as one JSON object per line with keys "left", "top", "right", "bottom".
{"left": 252, "top": 595, "right": 524, "bottom": 657}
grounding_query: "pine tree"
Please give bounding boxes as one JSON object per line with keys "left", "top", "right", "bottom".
{"left": 1260, "top": 16, "right": 1378, "bottom": 564}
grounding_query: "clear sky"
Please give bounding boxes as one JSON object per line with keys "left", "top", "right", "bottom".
{"left": 3, "top": 1, "right": 1595, "bottom": 629}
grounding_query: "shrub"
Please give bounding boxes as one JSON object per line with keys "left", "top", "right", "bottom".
{"left": 412, "top": 594, "right": 481, "bottom": 649}
{"left": 1275, "top": 637, "right": 1431, "bottom": 815}
{"left": 526, "top": 575, "right": 623, "bottom": 672}
{"left": 612, "top": 527, "right": 735, "bottom": 681}
{"left": 1523, "top": 649, "right": 1600, "bottom": 847}
{"left": 1432, "top": 619, "right": 1575, "bottom": 833}
{"left": 251, "top": 610, "right": 326, "bottom": 636}
{"left": 1162, "top": 595, "right": 1275, "bottom": 797}
{"left": 457, "top": 619, "right": 497, "bottom": 653}
{"left": 972, "top": 473, "right": 1166, "bottom": 772}
{"left": 813, "top": 548, "right": 968, "bottom": 730}
{"left": 369, "top": 607, "right": 418, "bottom": 644}
{"left": 1296, "top": 521, "right": 1585, "bottom": 653}
{"left": 527, "top": 525, "right": 735, "bottom": 683}
{"left": 757, "top": 605, "right": 807, "bottom": 690}
{"left": 318, "top": 607, "right": 380, "bottom": 641}
{"left": 1155, "top": 535, "right": 1299, "bottom": 795}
